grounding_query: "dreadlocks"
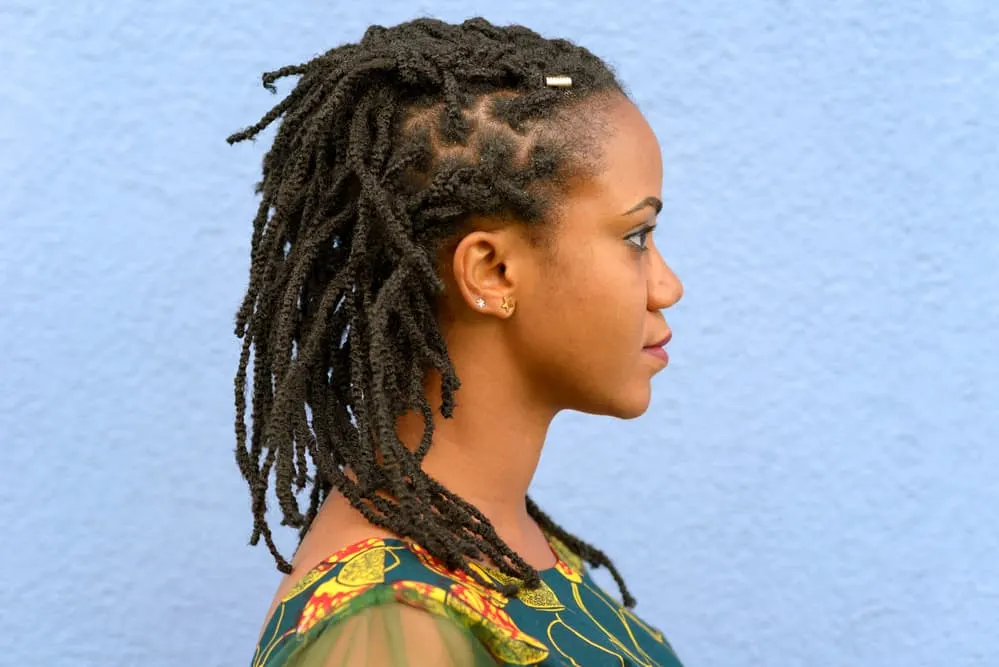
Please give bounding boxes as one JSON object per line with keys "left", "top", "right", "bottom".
{"left": 227, "top": 16, "right": 637, "bottom": 608}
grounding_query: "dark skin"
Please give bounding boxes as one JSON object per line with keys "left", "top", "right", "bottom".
{"left": 259, "top": 93, "right": 683, "bottom": 633}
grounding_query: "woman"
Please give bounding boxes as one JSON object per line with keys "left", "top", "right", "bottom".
{"left": 228, "top": 16, "right": 685, "bottom": 666}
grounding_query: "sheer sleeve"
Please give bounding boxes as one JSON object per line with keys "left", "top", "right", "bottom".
{"left": 281, "top": 602, "right": 500, "bottom": 667}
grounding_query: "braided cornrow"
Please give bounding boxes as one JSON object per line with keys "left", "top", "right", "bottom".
{"left": 227, "top": 16, "right": 637, "bottom": 608}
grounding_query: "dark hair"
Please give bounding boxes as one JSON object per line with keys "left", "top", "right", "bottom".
{"left": 227, "top": 16, "right": 636, "bottom": 607}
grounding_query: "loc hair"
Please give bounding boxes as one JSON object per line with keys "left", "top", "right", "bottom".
{"left": 227, "top": 16, "right": 637, "bottom": 608}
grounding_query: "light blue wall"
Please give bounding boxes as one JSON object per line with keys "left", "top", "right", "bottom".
{"left": 2, "top": 1, "right": 996, "bottom": 665}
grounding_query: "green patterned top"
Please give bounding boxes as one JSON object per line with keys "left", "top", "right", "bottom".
{"left": 251, "top": 533, "right": 684, "bottom": 666}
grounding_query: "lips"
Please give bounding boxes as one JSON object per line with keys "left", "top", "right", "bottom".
{"left": 644, "top": 331, "right": 672, "bottom": 349}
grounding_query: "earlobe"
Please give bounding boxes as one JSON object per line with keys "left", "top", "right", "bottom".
{"left": 451, "top": 228, "right": 519, "bottom": 315}
{"left": 500, "top": 295, "right": 516, "bottom": 316}
{"left": 470, "top": 294, "right": 516, "bottom": 318}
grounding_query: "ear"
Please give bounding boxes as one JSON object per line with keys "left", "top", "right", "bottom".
{"left": 450, "top": 227, "right": 526, "bottom": 318}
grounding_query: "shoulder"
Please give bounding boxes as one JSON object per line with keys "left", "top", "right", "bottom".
{"left": 252, "top": 535, "right": 557, "bottom": 667}
{"left": 260, "top": 501, "right": 399, "bottom": 632}
{"left": 252, "top": 537, "right": 419, "bottom": 667}
{"left": 279, "top": 602, "right": 499, "bottom": 666}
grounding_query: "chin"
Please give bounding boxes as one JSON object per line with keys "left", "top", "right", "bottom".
{"left": 586, "top": 385, "right": 652, "bottom": 420}
{"left": 614, "top": 398, "right": 651, "bottom": 420}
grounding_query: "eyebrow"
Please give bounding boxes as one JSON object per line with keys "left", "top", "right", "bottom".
{"left": 622, "top": 196, "right": 663, "bottom": 216}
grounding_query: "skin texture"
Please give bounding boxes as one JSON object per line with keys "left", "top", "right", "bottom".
{"left": 261, "top": 93, "right": 683, "bottom": 632}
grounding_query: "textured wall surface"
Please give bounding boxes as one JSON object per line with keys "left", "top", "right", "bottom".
{"left": 2, "top": 1, "right": 997, "bottom": 665}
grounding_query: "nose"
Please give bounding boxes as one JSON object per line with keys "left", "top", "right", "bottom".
{"left": 648, "top": 249, "right": 683, "bottom": 311}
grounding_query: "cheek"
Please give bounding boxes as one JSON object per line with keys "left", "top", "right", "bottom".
{"left": 513, "top": 252, "right": 652, "bottom": 415}
{"left": 584, "top": 261, "right": 646, "bottom": 353}
{"left": 533, "top": 252, "right": 645, "bottom": 372}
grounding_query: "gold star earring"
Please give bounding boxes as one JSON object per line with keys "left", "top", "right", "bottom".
{"left": 500, "top": 295, "right": 516, "bottom": 315}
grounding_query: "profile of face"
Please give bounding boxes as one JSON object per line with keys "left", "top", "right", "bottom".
{"left": 448, "top": 93, "right": 684, "bottom": 420}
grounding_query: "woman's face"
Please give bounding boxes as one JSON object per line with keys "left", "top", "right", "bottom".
{"left": 512, "top": 95, "right": 684, "bottom": 419}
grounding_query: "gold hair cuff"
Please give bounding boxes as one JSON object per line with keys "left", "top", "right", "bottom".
{"left": 544, "top": 75, "right": 573, "bottom": 88}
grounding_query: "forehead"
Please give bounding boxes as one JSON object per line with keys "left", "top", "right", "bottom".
{"left": 564, "top": 98, "right": 663, "bottom": 219}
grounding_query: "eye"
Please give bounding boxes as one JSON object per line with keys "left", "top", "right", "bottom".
{"left": 625, "top": 224, "right": 654, "bottom": 251}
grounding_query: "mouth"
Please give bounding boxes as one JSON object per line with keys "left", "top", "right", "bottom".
{"left": 643, "top": 331, "right": 672, "bottom": 349}
{"left": 642, "top": 331, "right": 671, "bottom": 365}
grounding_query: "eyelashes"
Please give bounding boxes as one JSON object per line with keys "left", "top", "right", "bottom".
{"left": 624, "top": 223, "right": 655, "bottom": 251}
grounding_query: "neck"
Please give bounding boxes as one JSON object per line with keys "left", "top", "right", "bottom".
{"left": 394, "top": 331, "right": 557, "bottom": 541}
